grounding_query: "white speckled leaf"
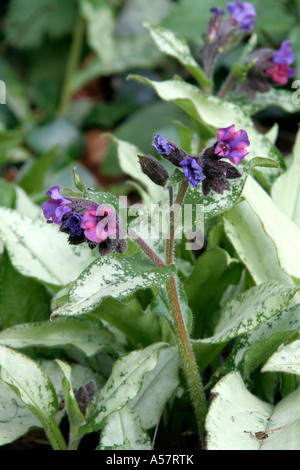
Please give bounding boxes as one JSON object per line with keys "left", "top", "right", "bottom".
{"left": 81, "top": 342, "right": 165, "bottom": 434}
{"left": 243, "top": 176, "right": 300, "bottom": 279}
{"left": 0, "top": 207, "right": 97, "bottom": 286}
{"left": 129, "top": 345, "right": 180, "bottom": 429}
{"left": 0, "top": 317, "right": 124, "bottom": 357}
{"left": 271, "top": 128, "right": 300, "bottom": 228}
{"left": 261, "top": 340, "right": 300, "bottom": 375}
{"left": 51, "top": 254, "right": 175, "bottom": 318}
{"left": 98, "top": 407, "right": 151, "bottom": 450}
{"left": 144, "top": 22, "right": 211, "bottom": 88}
{"left": 206, "top": 371, "right": 300, "bottom": 450}
{"left": 223, "top": 200, "right": 294, "bottom": 285}
{"left": 207, "top": 281, "right": 298, "bottom": 345}
{"left": 129, "top": 76, "right": 284, "bottom": 167}
{"left": 0, "top": 346, "right": 59, "bottom": 443}
{"left": 184, "top": 157, "right": 278, "bottom": 222}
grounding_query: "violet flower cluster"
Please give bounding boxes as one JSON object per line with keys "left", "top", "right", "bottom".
{"left": 237, "top": 39, "right": 296, "bottom": 97}
{"left": 146, "top": 124, "right": 250, "bottom": 196}
{"left": 42, "top": 188, "right": 126, "bottom": 256}
{"left": 202, "top": 2, "right": 256, "bottom": 79}
{"left": 202, "top": 2, "right": 296, "bottom": 97}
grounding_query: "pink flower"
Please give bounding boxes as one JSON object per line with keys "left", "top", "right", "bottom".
{"left": 81, "top": 204, "right": 118, "bottom": 243}
{"left": 215, "top": 124, "right": 250, "bottom": 164}
{"left": 265, "top": 62, "right": 295, "bottom": 86}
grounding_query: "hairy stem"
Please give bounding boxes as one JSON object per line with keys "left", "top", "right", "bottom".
{"left": 166, "top": 275, "right": 207, "bottom": 440}
{"left": 165, "top": 179, "right": 207, "bottom": 442}
{"left": 128, "top": 228, "right": 166, "bottom": 267}
{"left": 166, "top": 179, "right": 189, "bottom": 265}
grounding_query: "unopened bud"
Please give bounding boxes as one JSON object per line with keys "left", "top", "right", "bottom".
{"left": 138, "top": 154, "right": 169, "bottom": 187}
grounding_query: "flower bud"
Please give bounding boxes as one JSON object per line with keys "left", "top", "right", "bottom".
{"left": 152, "top": 134, "right": 187, "bottom": 167}
{"left": 137, "top": 154, "right": 169, "bottom": 186}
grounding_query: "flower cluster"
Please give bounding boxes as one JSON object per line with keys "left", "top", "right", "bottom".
{"left": 42, "top": 187, "right": 126, "bottom": 256}
{"left": 202, "top": 2, "right": 256, "bottom": 78}
{"left": 237, "top": 40, "right": 296, "bottom": 97}
{"left": 265, "top": 40, "right": 295, "bottom": 86}
{"left": 202, "top": 3, "right": 295, "bottom": 98}
{"left": 150, "top": 124, "right": 249, "bottom": 195}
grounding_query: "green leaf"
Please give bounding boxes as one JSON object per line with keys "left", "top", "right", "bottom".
{"left": 151, "top": 276, "right": 193, "bottom": 333}
{"left": 243, "top": 176, "right": 300, "bottom": 279}
{"left": 129, "top": 345, "right": 180, "bottom": 430}
{"left": 0, "top": 379, "right": 40, "bottom": 446}
{"left": 0, "top": 359, "right": 104, "bottom": 446}
{"left": 73, "top": 34, "right": 161, "bottom": 91}
{"left": 0, "top": 179, "right": 16, "bottom": 208}
{"left": 144, "top": 22, "right": 211, "bottom": 88}
{"left": 55, "top": 359, "right": 85, "bottom": 446}
{"left": 0, "top": 317, "right": 123, "bottom": 357}
{"left": 0, "top": 207, "right": 97, "bottom": 286}
{"left": 230, "top": 89, "right": 300, "bottom": 116}
{"left": 191, "top": 281, "right": 298, "bottom": 371}
{"left": 128, "top": 75, "right": 284, "bottom": 168}
{"left": 261, "top": 340, "right": 300, "bottom": 376}
{"left": 16, "top": 149, "right": 58, "bottom": 195}
{"left": 25, "top": 118, "right": 84, "bottom": 158}
{"left": 223, "top": 201, "right": 295, "bottom": 286}
{"left": 0, "top": 250, "right": 51, "bottom": 329}
{"left": 50, "top": 253, "right": 175, "bottom": 319}
{"left": 79, "top": 0, "right": 115, "bottom": 65}
{"left": 80, "top": 342, "right": 165, "bottom": 434}
{"left": 0, "top": 346, "right": 66, "bottom": 449}
{"left": 184, "top": 157, "right": 278, "bottom": 222}
{"left": 109, "top": 135, "right": 166, "bottom": 205}
{"left": 221, "top": 302, "right": 300, "bottom": 379}
{"left": 184, "top": 247, "right": 242, "bottom": 338}
{"left": 98, "top": 407, "right": 151, "bottom": 450}
{"left": 5, "top": 0, "right": 78, "bottom": 49}
{"left": 90, "top": 297, "right": 163, "bottom": 348}
{"left": 271, "top": 128, "right": 300, "bottom": 229}
{"left": 213, "top": 281, "right": 298, "bottom": 344}
{"left": 206, "top": 371, "right": 300, "bottom": 450}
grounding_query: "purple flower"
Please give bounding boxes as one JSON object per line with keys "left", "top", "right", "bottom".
{"left": 226, "top": 1, "right": 256, "bottom": 31}
{"left": 179, "top": 157, "right": 206, "bottom": 187}
{"left": 152, "top": 134, "right": 187, "bottom": 166}
{"left": 215, "top": 124, "right": 250, "bottom": 164}
{"left": 210, "top": 6, "right": 225, "bottom": 17}
{"left": 63, "top": 213, "right": 84, "bottom": 237}
{"left": 42, "top": 186, "right": 72, "bottom": 225}
{"left": 153, "top": 134, "right": 176, "bottom": 156}
{"left": 81, "top": 204, "right": 118, "bottom": 243}
{"left": 265, "top": 40, "right": 296, "bottom": 85}
{"left": 273, "top": 40, "right": 295, "bottom": 66}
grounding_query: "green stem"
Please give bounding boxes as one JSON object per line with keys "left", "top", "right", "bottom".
{"left": 166, "top": 179, "right": 189, "bottom": 265}
{"left": 128, "top": 228, "right": 166, "bottom": 267}
{"left": 58, "top": 14, "right": 85, "bottom": 117}
{"left": 166, "top": 275, "right": 207, "bottom": 439}
{"left": 165, "top": 179, "right": 207, "bottom": 441}
{"left": 45, "top": 418, "right": 68, "bottom": 450}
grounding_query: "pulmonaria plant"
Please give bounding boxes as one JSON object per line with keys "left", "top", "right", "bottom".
{"left": 149, "top": 124, "right": 249, "bottom": 195}
{"left": 42, "top": 187, "right": 126, "bottom": 256}
{"left": 237, "top": 39, "right": 296, "bottom": 97}
{"left": 200, "top": 3, "right": 296, "bottom": 99}
{"left": 201, "top": 2, "right": 256, "bottom": 79}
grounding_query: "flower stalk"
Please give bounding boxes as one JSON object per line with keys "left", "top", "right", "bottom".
{"left": 165, "top": 178, "right": 207, "bottom": 441}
